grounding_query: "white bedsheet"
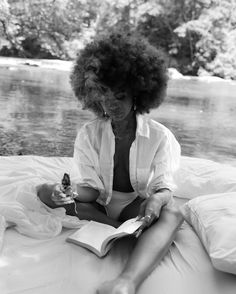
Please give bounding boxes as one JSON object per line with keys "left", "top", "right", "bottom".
{"left": 0, "top": 155, "right": 236, "bottom": 294}
{"left": 0, "top": 156, "right": 87, "bottom": 252}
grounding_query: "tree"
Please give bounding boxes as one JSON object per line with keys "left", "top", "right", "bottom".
{"left": 1, "top": 0, "right": 236, "bottom": 79}
{"left": 136, "top": 0, "right": 211, "bottom": 74}
{"left": 0, "top": 0, "right": 9, "bottom": 20}
{"left": 172, "top": 0, "right": 236, "bottom": 78}
{"left": 0, "top": 0, "right": 21, "bottom": 56}
{"left": 0, "top": 0, "right": 101, "bottom": 59}
{"left": 136, "top": 0, "right": 236, "bottom": 79}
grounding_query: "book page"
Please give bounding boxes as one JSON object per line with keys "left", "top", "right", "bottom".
{"left": 67, "top": 218, "right": 144, "bottom": 257}
{"left": 101, "top": 218, "right": 144, "bottom": 254}
{"left": 67, "top": 221, "right": 116, "bottom": 253}
{"left": 115, "top": 217, "right": 143, "bottom": 235}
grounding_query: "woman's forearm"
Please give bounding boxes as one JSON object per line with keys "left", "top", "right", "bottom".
{"left": 120, "top": 203, "right": 184, "bottom": 288}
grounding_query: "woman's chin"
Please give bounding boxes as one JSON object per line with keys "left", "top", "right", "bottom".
{"left": 110, "top": 115, "right": 125, "bottom": 122}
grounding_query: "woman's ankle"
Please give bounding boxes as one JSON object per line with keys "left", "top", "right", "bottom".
{"left": 118, "top": 273, "right": 138, "bottom": 291}
{"left": 97, "top": 276, "right": 136, "bottom": 294}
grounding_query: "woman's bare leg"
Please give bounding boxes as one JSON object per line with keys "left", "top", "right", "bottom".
{"left": 37, "top": 183, "right": 120, "bottom": 227}
{"left": 97, "top": 202, "right": 184, "bottom": 294}
{"left": 75, "top": 202, "right": 120, "bottom": 227}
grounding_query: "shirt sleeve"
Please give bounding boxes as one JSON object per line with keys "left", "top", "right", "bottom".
{"left": 73, "top": 126, "right": 105, "bottom": 195}
{"left": 147, "top": 130, "right": 181, "bottom": 195}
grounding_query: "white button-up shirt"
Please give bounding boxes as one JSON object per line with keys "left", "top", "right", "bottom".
{"left": 73, "top": 115, "right": 181, "bottom": 206}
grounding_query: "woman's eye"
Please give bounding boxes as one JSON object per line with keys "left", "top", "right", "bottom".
{"left": 115, "top": 93, "right": 126, "bottom": 100}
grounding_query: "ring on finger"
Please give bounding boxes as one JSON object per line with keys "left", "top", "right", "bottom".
{"left": 145, "top": 215, "right": 152, "bottom": 222}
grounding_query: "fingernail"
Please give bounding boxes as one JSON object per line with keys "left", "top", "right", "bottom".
{"left": 135, "top": 229, "right": 142, "bottom": 238}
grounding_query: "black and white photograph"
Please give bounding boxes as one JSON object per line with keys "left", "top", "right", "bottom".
{"left": 0, "top": 1, "right": 236, "bottom": 293}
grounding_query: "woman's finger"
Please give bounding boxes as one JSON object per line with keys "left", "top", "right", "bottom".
{"left": 135, "top": 213, "right": 154, "bottom": 237}
{"left": 137, "top": 199, "right": 148, "bottom": 219}
{"left": 145, "top": 197, "right": 162, "bottom": 219}
{"left": 51, "top": 187, "right": 74, "bottom": 204}
{"left": 54, "top": 199, "right": 75, "bottom": 205}
{"left": 52, "top": 193, "right": 74, "bottom": 204}
{"left": 144, "top": 213, "right": 155, "bottom": 227}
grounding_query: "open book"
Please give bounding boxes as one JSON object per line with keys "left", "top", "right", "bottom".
{"left": 66, "top": 217, "right": 144, "bottom": 257}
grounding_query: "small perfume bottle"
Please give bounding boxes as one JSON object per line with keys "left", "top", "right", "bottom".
{"left": 61, "top": 173, "right": 78, "bottom": 214}
{"left": 61, "top": 173, "right": 79, "bottom": 199}
{"left": 61, "top": 173, "right": 71, "bottom": 192}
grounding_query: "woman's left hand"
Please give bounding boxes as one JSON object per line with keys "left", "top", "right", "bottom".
{"left": 138, "top": 189, "right": 173, "bottom": 229}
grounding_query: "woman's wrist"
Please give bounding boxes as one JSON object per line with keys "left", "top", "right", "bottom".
{"left": 152, "top": 188, "right": 173, "bottom": 206}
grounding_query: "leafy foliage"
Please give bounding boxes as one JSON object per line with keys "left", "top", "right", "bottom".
{"left": 173, "top": 0, "right": 236, "bottom": 78}
{"left": 0, "top": 0, "right": 235, "bottom": 79}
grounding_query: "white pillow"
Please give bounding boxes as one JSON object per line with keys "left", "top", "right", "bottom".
{"left": 181, "top": 192, "right": 236, "bottom": 275}
{"left": 174, "top": 156, "right": 236, "bottom": 199}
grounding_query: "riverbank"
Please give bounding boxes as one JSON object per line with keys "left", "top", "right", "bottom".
{"left": 0, "top": 56, "right": 72, "bottom": 71}
{"left": 1, "top": 56, "right": 236, "bottom": 100}
{"left": 1, "top": 56, "right": 236, "bottom": 164}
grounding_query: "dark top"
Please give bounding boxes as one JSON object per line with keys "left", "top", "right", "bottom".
{"left": 113, "top": 134, "right": 135, "bottom": 192}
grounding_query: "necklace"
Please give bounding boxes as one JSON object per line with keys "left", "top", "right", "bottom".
{"left": 113, "top": 127, "right": 135, "bottom": 140}
{"left": 112, "top": 113, "right": 136, "bottom": 140}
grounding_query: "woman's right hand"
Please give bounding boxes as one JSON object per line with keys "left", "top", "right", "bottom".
{"left": 37, "top": 183, "right": 75, "bottom": 208}
{"left": 51, "top": 183, "right": 75, "bottom": 205}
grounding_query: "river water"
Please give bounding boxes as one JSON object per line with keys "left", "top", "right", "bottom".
{"left": 0, "top": 64, "right": 236, "bottom": 166}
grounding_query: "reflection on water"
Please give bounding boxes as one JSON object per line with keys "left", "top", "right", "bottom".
{"left": 0, "top": 65, "right": 236, "bottom": 166}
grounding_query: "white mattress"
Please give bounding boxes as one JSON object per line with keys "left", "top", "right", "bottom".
{"left": 0, "top": 155, "right": 236, "bottom": 294}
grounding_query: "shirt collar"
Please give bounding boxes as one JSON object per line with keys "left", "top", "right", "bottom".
{"left": 136, "top": 114, "right": 150, "bottom": 138}
{"left": 105, "top": 114, "right": 150, "bottom": 138}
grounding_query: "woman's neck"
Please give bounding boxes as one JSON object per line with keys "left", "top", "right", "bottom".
{"left": 111, "top": 111, "right": 136, "bottom": 140}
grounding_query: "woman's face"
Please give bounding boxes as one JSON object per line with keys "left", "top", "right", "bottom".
{"left": 101, "top": 89, "right": 133, "bottom": 122}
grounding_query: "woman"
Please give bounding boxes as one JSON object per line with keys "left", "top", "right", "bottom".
{"left": 38, "top": 33, "right": 183, "bottom": 294}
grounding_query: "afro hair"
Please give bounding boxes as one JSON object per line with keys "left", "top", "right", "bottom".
{"left": 70, "top": 33, "right": 168, "bottom": 118}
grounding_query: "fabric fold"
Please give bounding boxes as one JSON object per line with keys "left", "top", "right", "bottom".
{"left": 0, "top": 176, "right": 87, "bottom": 253}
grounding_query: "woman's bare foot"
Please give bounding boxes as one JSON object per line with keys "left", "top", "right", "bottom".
{"left": 97, "top": 277, "right": 136, "bottom": 294}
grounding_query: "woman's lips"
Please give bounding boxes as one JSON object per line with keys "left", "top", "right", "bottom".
{"left": 106, "top": 107, "right": 122, "bottom": 116}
